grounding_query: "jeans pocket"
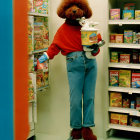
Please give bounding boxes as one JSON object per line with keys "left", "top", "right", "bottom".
{"left": 66, "top": 56, "right": 77, "bottom": 63}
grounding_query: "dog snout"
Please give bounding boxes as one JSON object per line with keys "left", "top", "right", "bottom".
{"left": 73, "top": 10, "right": 76, "bottom": 13}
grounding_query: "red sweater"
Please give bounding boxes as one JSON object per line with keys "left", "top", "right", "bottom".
{"left": 46, "top": 22, "right": 100, "bottom": 59}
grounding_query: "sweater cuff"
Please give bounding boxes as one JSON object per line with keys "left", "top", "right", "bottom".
{"left": 44, "top": 52, "right": 49, "bottom": 59}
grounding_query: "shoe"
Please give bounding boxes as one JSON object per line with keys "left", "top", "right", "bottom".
{"left": 82, "top": 127, "right": 97, "bottom": 140}
{"left": 70, "top": 128, "right": 82, "bottom": 139}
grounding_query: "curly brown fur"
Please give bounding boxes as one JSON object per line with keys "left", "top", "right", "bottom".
{"left": 57, "top": 0, "right": 92, "bottom": 19}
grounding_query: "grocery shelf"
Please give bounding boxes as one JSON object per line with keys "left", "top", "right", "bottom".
{"left": 108, "top": 86, "right": 140, "bottom": 94}
{"left": 29, "top": 100, "right": 35, "bottom": 103}
{"left": 109, "top": 20, "right": 140, "bottom": 25}
{"left": 109, "top": 43, "right": 140, "bottom": 49}
{"left": 109, "top": 62, "right": 140, "bottom": 69}
{"left": 28, "top": 12, "right": 48, "bottom": 17}
{"left": 109, "top": 107, "right": 140, "bottom": 117}
{"left": 32, "top": 48, "right": 48, "bottom": 54}
{"left": 29, "top": 122, "right": 35, "bottom": 131}
{"left": 109, "top": 124, "right": 140, "bottom": 133}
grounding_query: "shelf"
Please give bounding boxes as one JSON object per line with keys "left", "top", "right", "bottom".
{"left": 109, "top": 107, "right": 140, "bottom": 117}
{"left": 32, "top": 48, "right": 48, "bottom": 54}
{"left": 108, "top": 86, "right": 140, "bottom": 94}
{"left": 29, "top": 99, "right": 35, "bottom": 103}
{"left": 109, "top": 124, "right": 140, "bottom": 133}
{"left": 109, "top": 20, "right": 140, "bottom": 25}
{"left": 28, "top": 12, "right": 48, "bottom": 17}
{"left": 108, "top": 62, "right": 140, "bottom": 69}
{"left": 109, "top": 43, "right": 140, "bottom": 49}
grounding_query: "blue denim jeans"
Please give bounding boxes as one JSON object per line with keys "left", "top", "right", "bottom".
{"left": 66, "top": 51, "right": 97, "bottom": 129}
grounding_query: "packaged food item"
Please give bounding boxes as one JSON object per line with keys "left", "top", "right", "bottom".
{"left": 110, "top": 92, "right": 122, "bottom": 107}
{"left": 110, "top": 52, "right": 118, "bottom": 63}
{"left": 110, "top": 113, "right": 120, "bottom": 124}
{"left": 36, "top": 70, "right": 44, "bottom": 88}
{"left": 28, "top": 0, "right": 34, "bottom": 12}
{"left": 34, "top": 0, "right": 48, "bottom": 14}
{"left": 109, "top": 70, "right": 119, "bottom": 87}
{"left": 130, "top": 100, "right": 135, "bottom": 109}
{"left": 115, "top": 34, "right": 123, "bottom": 43}
{"left": 28, "top": 16, "right": 34, "bottom": 54}
{"left": 119, "top": 114, "right": 128, "bottom": 125}
{"left": 119, "top": 70, "right": 131, "bottom": 87}
{"left": 123, "top": 10, "right": 134, "bottom": 19}
{"left": 132, "top": 73, "right": 140, "bottom": 88}
{"left": 110, "top": 34, "right": 116, "bottom": 43}
{"left": 123, "top": 98, "right": 130, "bottom": 108}
{"left": 124, "top": 3, "right": 136, "bottom": 10}
{"left": 29, "top": 56, "right": 34, "bottom": 73}
{"left": 110, "top": 9, "right": 120, "bottom": 20}
{"left": 120, "top": 54, "right": 130, "bottom": 63}
{"left": 129, "top": 116, "right": 140, "bottom": 127}
{"left": 132, "top": 51, "right": 139, "bottom": 63}
{"left": 124, "top": 30, "right": 133, "bottom": 43}
{"left": 136, "top": 96, "right": 140, "bottom": 111}
{"left": 135, "top": 10, "right": 140, "bottom": 20}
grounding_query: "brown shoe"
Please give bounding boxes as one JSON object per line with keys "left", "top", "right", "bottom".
{"left": 71, "top": 128, "right": 82, "bottom": 139}
{"left": 82, "top": 127, "right": 97, "bottom": 140}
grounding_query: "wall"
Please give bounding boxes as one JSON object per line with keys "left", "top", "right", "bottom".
{"left": 36, "top": 0, "right": 108, "bottom": 139}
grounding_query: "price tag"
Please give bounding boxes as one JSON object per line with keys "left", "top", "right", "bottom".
{"left": 129, "top": 91, "right": 133, "bottom": 95}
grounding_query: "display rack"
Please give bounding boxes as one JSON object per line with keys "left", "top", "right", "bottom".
{"left": 27, "top": 0, "right": 49, "bottom": 139}
{"left": 107, "top": 0, "right": 140, "bottom": 139}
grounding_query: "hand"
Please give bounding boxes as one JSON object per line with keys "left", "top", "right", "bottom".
{"left": 38, "top": 53, "right": 48, "bottom": 63}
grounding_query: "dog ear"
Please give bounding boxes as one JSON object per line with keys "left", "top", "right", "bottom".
{"left": 83, "top": 2, "right": 92, "bottom": 18}
{"left": 57, "top": 0, "right": 66, "bottom": 18}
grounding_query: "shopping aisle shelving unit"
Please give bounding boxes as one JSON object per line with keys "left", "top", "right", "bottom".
{"left": 107, "top": 0, "right": 140, "bottom": 139}
{"left": 27, "top": 0, "right": 50, "bottom": 139}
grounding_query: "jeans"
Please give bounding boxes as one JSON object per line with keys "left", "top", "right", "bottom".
{"left": 66, "top": 51, "right": 97, "bottom": 129}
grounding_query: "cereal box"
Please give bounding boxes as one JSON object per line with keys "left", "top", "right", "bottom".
{"left": 124, "top": 30, "right": 133, "bottom": 43}
{"left": 132, "top": 51, "right": 139, "bottom": 63}
{"left": 28, "top": 0, "right": 34, "bottom": 12}
{"left": 34, "top": 0, "right": 48, "bottom": 14}
{"left": 123, "top": 10, "right": 134, "bottom": 20}
{"left": 110, "top": 34, "right": 116, "bottom": 43}
{"left": 135, "top": 10, "right": 140, "bottom": 20}
{"left": 119, "top": 70, "right": 131, "bottom": 87}
{"left": 110, "top": 52, "right": 118, "bottom": 63}
{"left": 130, "top": 116, "right": 140, "bottom": 127}
{"left": 119, "top": 114, "right": 128, "bottom": 125}
{"left": 136, "top": 97, "right": 140, "bottom": 111}
{"left": 110, "top": 9, "right": 120, "bottom": 20}
{"left": 116, "top": 34, "right": 123, "bottom": 43}
{"left": 110, "top": 113, "right": 120, "bottom": 124}
{"left": 123, "top": 98, "right": 130, "bottom": 108}
{"left": 110, "top": 92, "right": 122, "bottom": 107}
{"left": 109, "top": 70, "right": 119, "bottom": 86}
{"left": 120, "top": 54, "right": 130, "bottom": 63}
{"left": 124, "top": 3, "right": 136, "bottom": 10}
{"left": 132, "top": 73, "right": 140, "bottom": 88}
{"left": 28, "top": 16, "right": 34, "bottom": 54}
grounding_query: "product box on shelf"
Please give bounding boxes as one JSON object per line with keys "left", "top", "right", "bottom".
{"left": 110, "top": 9, "right": 120, "bottom": 20}
{"left": 109, "top": 70, "right": 119, "bottom": 87}
{"left": 119, "top": 70, "right": 131, "bottom": 87}
{"left": 110, "top": 51, "right": 118, "bottom": 63}
{"left": 115, "top": 34, "right": 123, "bottom": 43}
{"left": 123, "top": 97, "right": 130, "bottom": 108}
{"left": 28, "top": 16, "right": 34, "bottom": 54}
{"left": 110, "top": 92, "right": 122, "bottom": 107}
{"left": 34, "top": 0, "right": 48, "bottom": 14}
{"left": 132, "top": 73, "right": 140, "bottom": 88}
{"left": 28, "top": 0, "right": 34, "bottom": 13}
{"left": 110, "top": 34, "right": 116, "bottom": 43}
{"left": 129, "top": 116, "right": 140, "bottom": 127}
{"left": 120, "top": 54, "right": 130, "bottom": 63}
{"left": 136, "top": 96, "right": 140, "bottom": 110}
{"left": 29, "top": 55, "right": 34, "bottom": 73}
{"left": 110, "top": 113, "right": 128, "bottom": 126}
{"left": 123, "top": 10, "right": 135, "bottom": 20}
{"left": 135, "top": 10, "right": 140, "bottom": 20}
{"left": 124, "top": 30, "right": 133, "bottom": 43}
{"left": 132, "top": 51, "right": 139, "bottom": 63}
{"left": 124, "top": 3, "right": 136, "bottom": 10}
{"left": 34, "top": 17, "right": 49, "bottom": 50}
